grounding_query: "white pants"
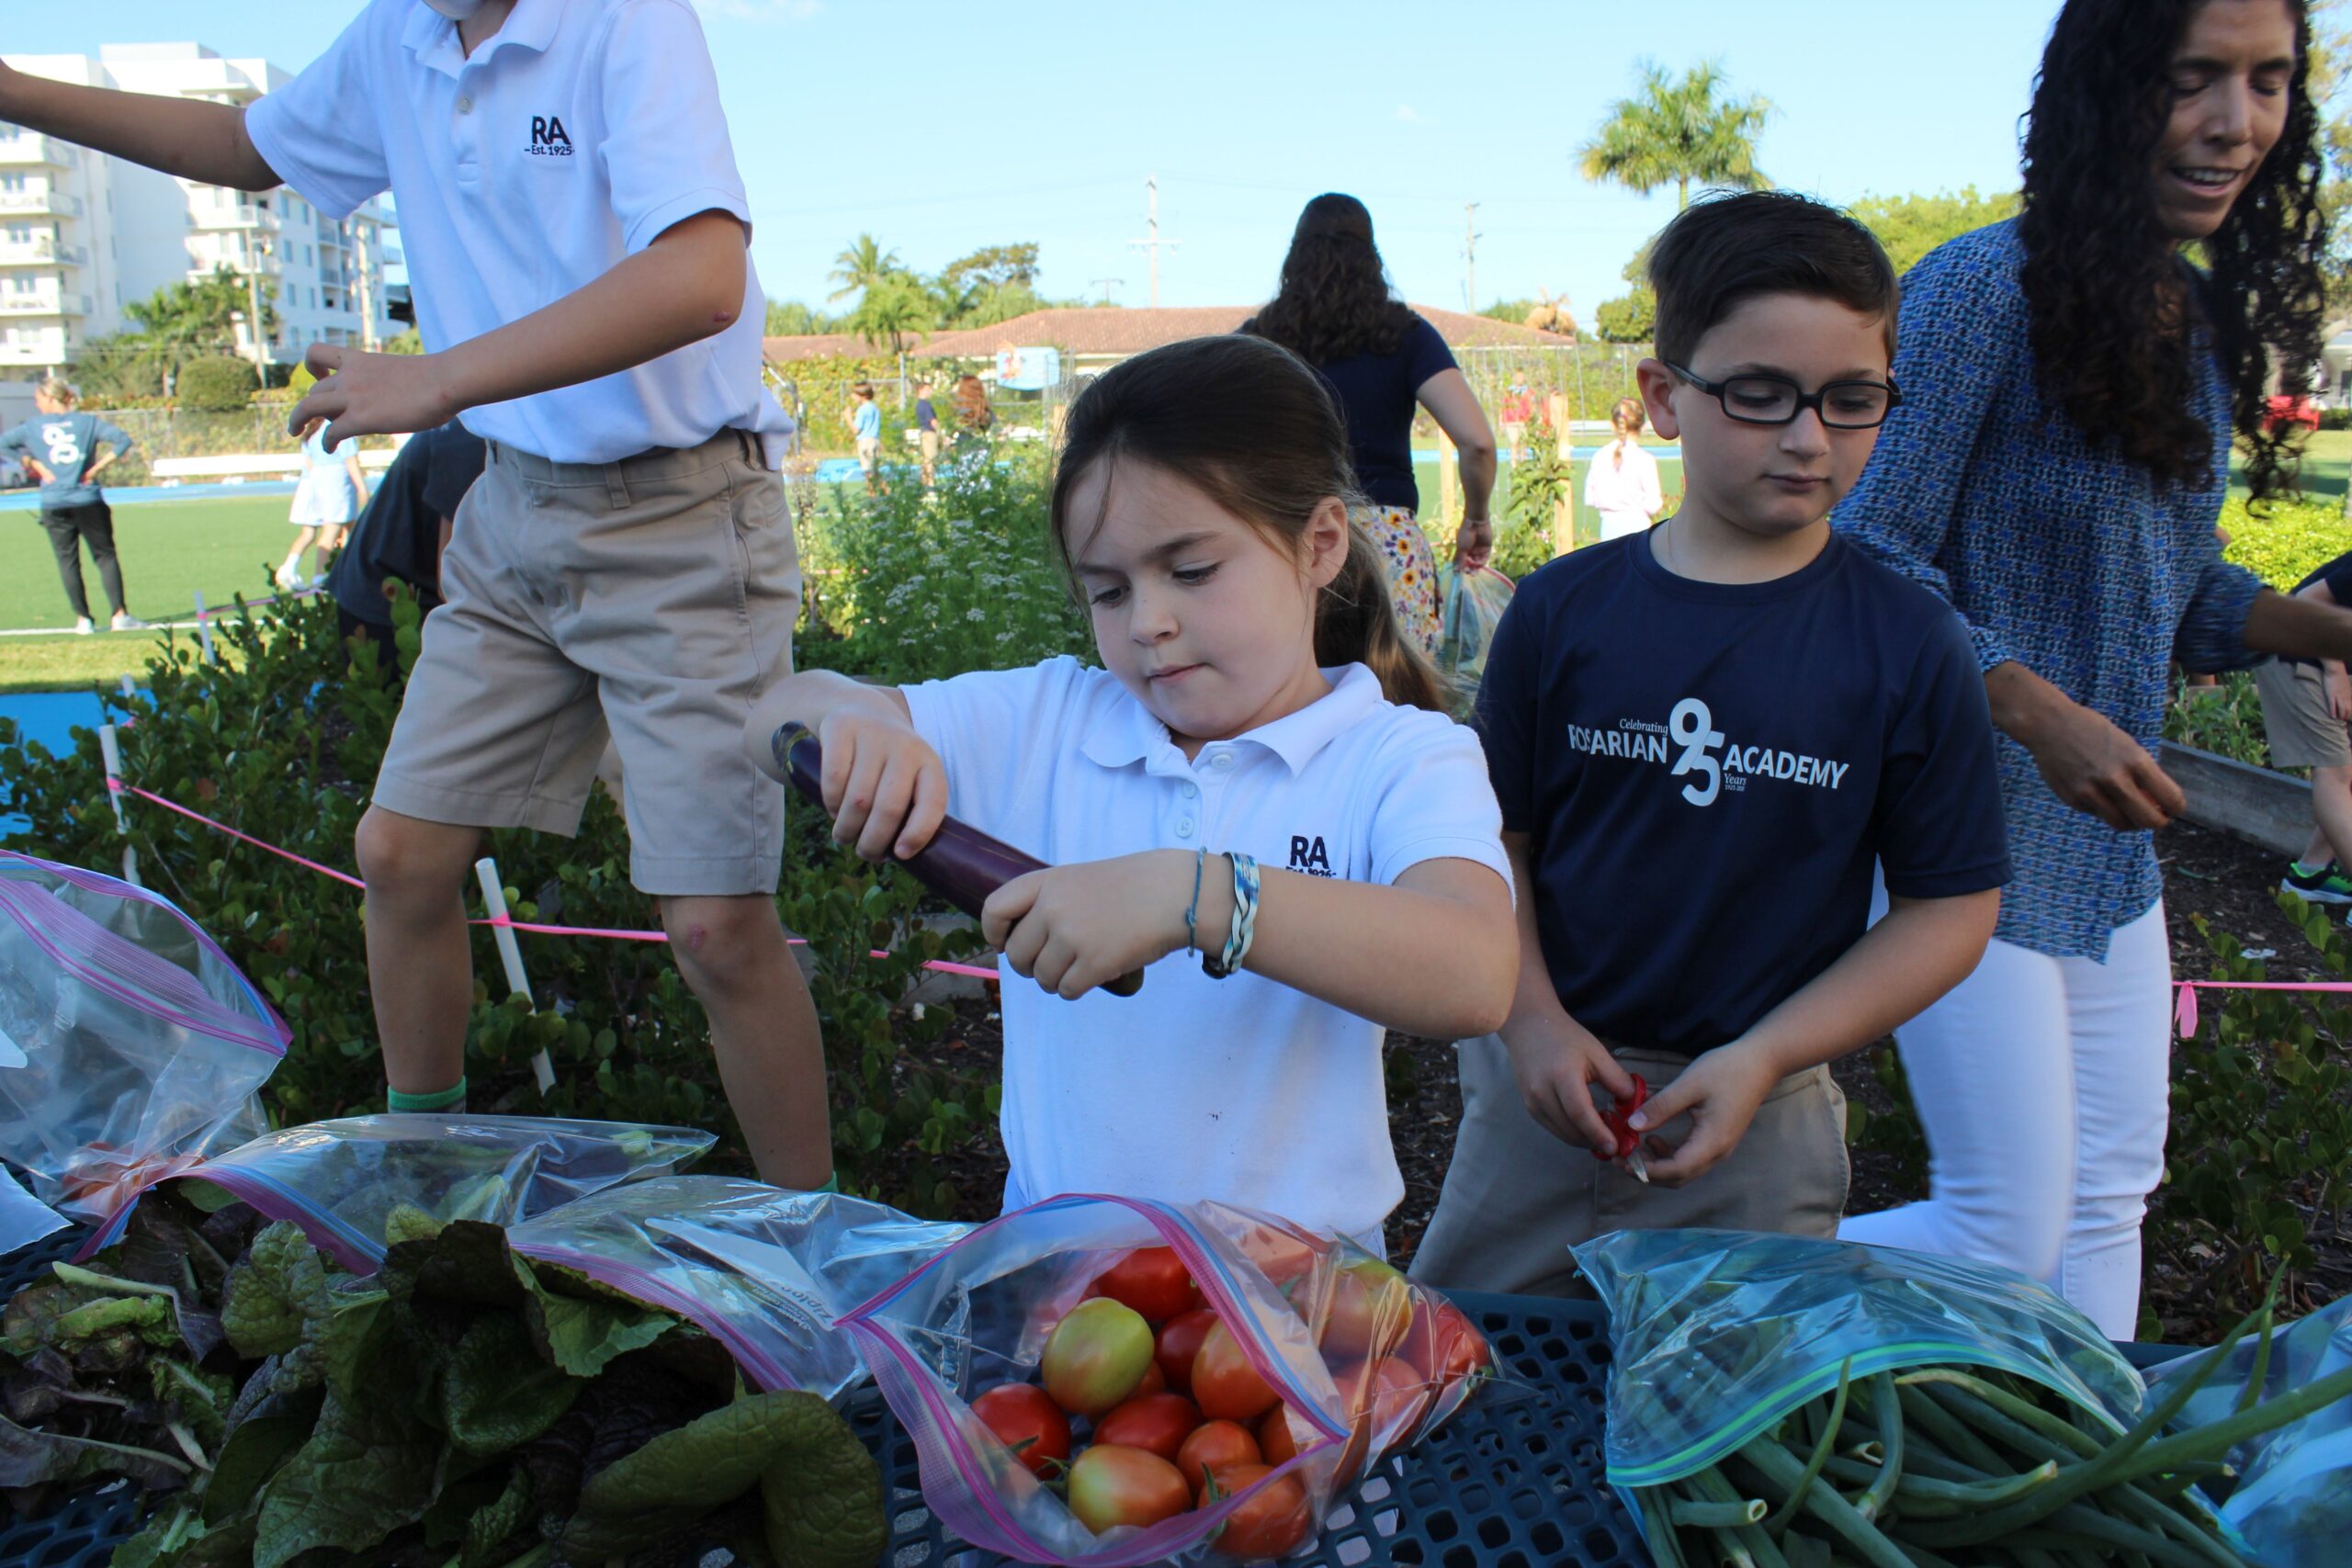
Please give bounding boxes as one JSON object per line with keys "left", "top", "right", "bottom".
{"left": 1838, "top": 897, "right": 2172, "bottom": 1339}
{"left": 1597, "top": 510, "right": 1652, "bottom": 542}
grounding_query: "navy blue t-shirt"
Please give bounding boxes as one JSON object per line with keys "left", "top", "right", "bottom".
{"left": 1478, "top": 531, "right": 2010, "bottom": 1054}
{"left": 1306, "top": 314, "right": 1456, "bottom": 513}
{"left": 327, "top": 423, "right": 486, "bottom": 627}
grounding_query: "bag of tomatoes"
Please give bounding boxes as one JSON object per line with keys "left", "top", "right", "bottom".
{"left": 838, "top": 1194, "right": 1494, "bottom": 1564}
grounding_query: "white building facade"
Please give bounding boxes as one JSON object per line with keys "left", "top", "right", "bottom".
{"left": 0, "top": 43, "right": 401, "bottom": 379}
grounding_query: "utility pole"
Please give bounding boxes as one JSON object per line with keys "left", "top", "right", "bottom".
{"left": 1129, "top": 175, "right": 1178, "bottom": 309}
{"left": 242, "top": 231, "right": 269, "bottom": 374}
{"left": 1089, "top": 276, "right": 1124, "bottom": 306}
{"left": 1463, "top": 202, "right": 1481, "bottom": 314}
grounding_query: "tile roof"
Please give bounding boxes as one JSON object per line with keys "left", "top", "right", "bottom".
{"left": 763, "top": 307, "right": 1575, "bottom": 367}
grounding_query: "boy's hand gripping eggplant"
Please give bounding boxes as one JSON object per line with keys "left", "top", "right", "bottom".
{"left": 1599, "top": 1074, "right": 1652, "bottom": 1183}
{"left": 771, "top": 723, "right": 1144, "bottom": 998}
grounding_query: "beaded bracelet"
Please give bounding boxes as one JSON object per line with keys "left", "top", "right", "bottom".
{"left": 1204, "top": 851, "right": 1261, "bottom": 978}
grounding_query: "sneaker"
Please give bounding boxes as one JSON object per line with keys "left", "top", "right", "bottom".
{"left": 72, "top": 616, "right": 94, "bottom": 636}
{"left": 2283, "top": 861, "right": 2352, "bottom": 904}
{"left": 108, "top": 613, "right": 146, "bottom": 632}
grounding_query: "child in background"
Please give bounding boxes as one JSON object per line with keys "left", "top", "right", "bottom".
{"left": 748, "top": 334, "right": 1516, "bottom": 1246}
{"left": 852, "top": 380, "right": 883, "bottom": 493}
{"left": 279, "top": 415, "right": 368, "bottom": 590}
{"left": 1413, "top": 193, "right": 2009, "bottom": 1297}
{"left": 2253, "top": 549, "right": 2352, "bottom": 908}
{"left": 0, "top": 377, "right": 143, "bottom": 634}
{"left": 913, "top": 378, "right": 941, "bottom": 487}
{"left": 1585, "top": 396, "right": 1666, "bottom": 542}
{"left": 0, "top": 3, "right": 828, "bottom": 1188}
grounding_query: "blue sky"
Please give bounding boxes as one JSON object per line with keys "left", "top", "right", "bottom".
{"left": 37, "top": 0, "right": 2067, "bottom": 325}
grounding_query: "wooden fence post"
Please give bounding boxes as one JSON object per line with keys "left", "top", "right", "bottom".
{"left": 1548, "top": 393, "right": 1576, "bottom": 558}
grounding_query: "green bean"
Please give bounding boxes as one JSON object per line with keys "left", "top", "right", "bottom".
{"left": 1686, "top": 1468, "right": 1792, "bottom": 1568}
{"left": 2109, "top": 1359, "right": 2352, "bottom": 1489}
{"left": 1673, "top": 1498, "right": 1770, "bottom": 1529}
{"left": 2233, "top": 1277, "right": 2279, "bottom": 1420}
{"left": 1765, "top": 1360, "right": 1852, "bottom": 1537}
{"left": 1894, "top": 1383, "right": 2009, "bottom": 1475}
{"left": 1897, "top": 1369, "right": 2104, "bottom": 1458}
{"left": 1856, "top": 1372, "right": 1905, "bottom": 1524}
{"left": 1781, "top": 1529, "right": 1833, "bottom": 1568}
{"left": 2135, "top": 1461, "right": 2232, "bottom": 1501}
{"left": 1641, "top": 1485, "right": 1691, "bottom": 1568}
{"left": 1736, "top": 1431, "right": 1916, "bottom": 1568}
{"left": 1638, "top": 1483, "right": 1692, "bottom": 1568}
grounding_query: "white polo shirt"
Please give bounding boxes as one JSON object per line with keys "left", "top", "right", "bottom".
{"left": 901, "top": 657, "right": 1512, "bottom": 1243}
{"left": 245, "top": 0, "right": 790, "bottom": 466}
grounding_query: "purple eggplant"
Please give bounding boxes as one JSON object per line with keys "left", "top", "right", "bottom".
{"left": 770, "top": 723, "right": 1143, "bottom": 998}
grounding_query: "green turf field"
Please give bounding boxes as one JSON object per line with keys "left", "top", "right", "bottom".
{"left": 0, "top": 495, "right": 292, "bottom": 694}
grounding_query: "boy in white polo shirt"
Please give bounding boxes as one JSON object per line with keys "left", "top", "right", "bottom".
{"left": 0, "top": 0, "right": 831, "bottom": 1189}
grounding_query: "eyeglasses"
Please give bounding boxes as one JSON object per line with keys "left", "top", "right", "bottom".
{"left": 1667, "top": 363, "right": 1903, "bottom": 429}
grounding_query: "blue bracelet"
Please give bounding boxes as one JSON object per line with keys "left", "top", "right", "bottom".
{"left": 1183, "top": 847, "right": 1206, "bottom": 956}
{"left": 1204, "top": 852, "right": 1260, "bottom": 978}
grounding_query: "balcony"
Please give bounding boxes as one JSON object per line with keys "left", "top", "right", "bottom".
{"left": 0, "top": 187, "right": 82, "bottom": 219}
{"left": 0, "top": 288, "right": 92, "bottom": 317}
{"left": 187, "top": 202, "right": 279, "bottom": 232}
{"left": 0, "top": 133, "right": 76, "bottom": 170}
{"left": 0, "top": 238, "right": 85, "bottom": 267}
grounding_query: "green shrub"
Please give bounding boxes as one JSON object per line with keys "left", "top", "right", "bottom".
{"left": 803, "top": 444, "right": 1091, "bottom": 684}
{"left": 175, "top": 355, "right": 259, "bottom": 412}
{"left": 2165, "top": 670, "right": 2278, "bottom": 772}
{"left": 0, "top": 583, "right": 992, "bottom": 1216}
{"left": 2220, "top": 495, "right": 2352, "bottom": 590}
{"left": 2164, "top": 903, "right": 2352, "bottom": 1324}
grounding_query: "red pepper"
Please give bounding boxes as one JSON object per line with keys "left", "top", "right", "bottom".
{"left": 1595, "top": 1074, "right": 1650, "bottom": 1163}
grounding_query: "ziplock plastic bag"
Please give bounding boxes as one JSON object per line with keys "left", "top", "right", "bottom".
{"left": 164, "top": 1113, "right": 717, "bottom": 1272}
{"left": 1570, "top": 1228, "right": 2145, "bottom": 1489}
{"left": 0, "top": 1163, "right": 64, "bottom": 1256}
{"left": 508, "top": 1173, "right": 971, "bottom": 1402}
{"left": 0, "top": 852, "right": 285, "bottom": 1232}
{"left": 2144, "top": 1296, "right": 2352, "bottom": 1566}
{"left": 839, "top": 1193, "right": 1492, "bottom": 1566}
{"left": 1436, "top": 563, "right": 1515, "bottom": 693}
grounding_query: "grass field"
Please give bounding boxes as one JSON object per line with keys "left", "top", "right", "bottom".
{"left": 0, "top": 495, "right": 295, "bottom": 694}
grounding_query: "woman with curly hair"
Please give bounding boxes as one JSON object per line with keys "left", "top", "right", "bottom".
{"left": 1244, "top": 194, "right": 1498, "bottom": 653}
{"left": 1835, "top": 0, "right": 2352, "bottom": 1337}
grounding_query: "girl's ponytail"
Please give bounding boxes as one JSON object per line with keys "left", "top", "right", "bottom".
{"left": 1317, "top": 517, "right": 1451, "bottom": 715}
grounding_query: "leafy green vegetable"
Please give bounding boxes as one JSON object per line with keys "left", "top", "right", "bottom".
{"left": 380, "top": 1201, "right": 443, "bottom": 1247}
{"left": 441, "top": 1314, "right": 578, "bottom": 1456}
{"left": 459, "top": 1466, "right": 535, "bottom": 1568}
{"left": 561, "top": 1389, "right": 877, "bottom": 1561}
{"left": 0, "top": 1408, "right": 188, "bottom": 1492}
{"left": 220, "top": 1224, "right": 325, "bottom": 1359}
{"left": 760, "top": 1393, "right": 890, "bottom": 1568}
{"left": 199, "top": 1412, "right": 309, "bottom": 1526}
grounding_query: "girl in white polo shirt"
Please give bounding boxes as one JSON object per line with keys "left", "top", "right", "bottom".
{"left": 750, "top": 335, "right": 1518, "bottom": 1245}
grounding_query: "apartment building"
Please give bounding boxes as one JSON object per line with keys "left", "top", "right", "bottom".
{"left": 0, "top": 43, "right": 401, "bottom": 378}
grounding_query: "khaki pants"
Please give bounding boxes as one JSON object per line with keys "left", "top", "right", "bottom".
{"left": 1410, "top": 1035, "right": 1850, "bottom": 1298}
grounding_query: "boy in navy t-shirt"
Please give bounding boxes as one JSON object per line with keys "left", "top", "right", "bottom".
{"left": 1414, "top": 193, "right": 2010, "bottom": 1297}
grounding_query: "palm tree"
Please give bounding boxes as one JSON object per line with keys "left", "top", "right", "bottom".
{"left": 849, "top": 274, "right": 934, "bottom": 355}
{"left": 827, "top": 233, "right": 901, "bottom": 304}
{"left": 1579, "top": 60, "right": 1773, "bottom": 210}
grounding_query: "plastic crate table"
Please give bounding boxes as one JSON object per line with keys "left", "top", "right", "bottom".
{"left": 0, "top": 1224, "right": 1642, "bottom": 1568}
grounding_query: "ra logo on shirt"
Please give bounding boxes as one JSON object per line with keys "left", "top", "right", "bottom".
{"left": 1288, "top": 835, "right": 1333, "bottom": 877}
{"left": 526, "top": 115, "right": 574, "bottom": 157}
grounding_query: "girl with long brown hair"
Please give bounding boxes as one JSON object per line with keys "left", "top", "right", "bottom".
{"left": 748, "top": 333, "right": 1515, "bottom": 1245}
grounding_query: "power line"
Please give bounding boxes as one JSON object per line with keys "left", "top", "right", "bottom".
{"left": 1088, "top": 276, "right": 1124, "bottom": 305}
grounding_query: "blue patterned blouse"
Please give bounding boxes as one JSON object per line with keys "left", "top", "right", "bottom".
{"left": 1833, "top": 220, "right": 2264, "bottom": 962}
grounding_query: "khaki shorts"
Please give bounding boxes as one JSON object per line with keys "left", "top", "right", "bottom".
{"left": 372, "top": 431, "right": 800, "bottom": 896}
{"left": 918, "top": 429, "right": 942, "bottom": 461}
{"left": 2253, "top": 657, "right": 2352, "bottom": 770}
{"left": 1409, "top": 1035, "right": 1850, "bottom": 1299}
{"left": 855, "top": 436, "right": 880, "bottom": 473}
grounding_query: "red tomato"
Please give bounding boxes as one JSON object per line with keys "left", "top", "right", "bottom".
{"left": 1414, "top": 1303, "right": 1491, "bottom": 1386}
{"left": 1093, "top": 1391, "right": 1203, "bottom": 1462}
{"left": 1336, "top": 1356, "right": 1434, "bottom": 1442}
{"left": 1068, "top": 1443, "right": 1192, "bottom": 1534}
{"left": 1132, "top": 1359, "right": 1168, "bottom": 1398}
{"left": 1319, "top": 1259, "right": 1411, "bottom": 1361}
{"left": 1176, "top": 1417, "right": 1261, "bottom": 1493}
{"left": 969, "top": 1382, "right": 1070, "bottom": 1478}
{"left": 1191, "top": 1319, "right": 1280, "bottom": 1422}
{"left": 1257, "top": 1404, "right": 1310, "bottom": 1467}
{"left": 1199, "top": 1462, "right": 1314, "bottom": 1560}
{"left": 1042, "top": 1299, "right": 1155, "bottom": 1416}
{"left": 1155, "top": 1307, "right": 1218, "bottom": 1394}
{"left": 1092, "top": 1246, "right": 1198, "bottom": 1323}
{"left": 1233, "top": 1224, "right": 1321, "bottom": 1290}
